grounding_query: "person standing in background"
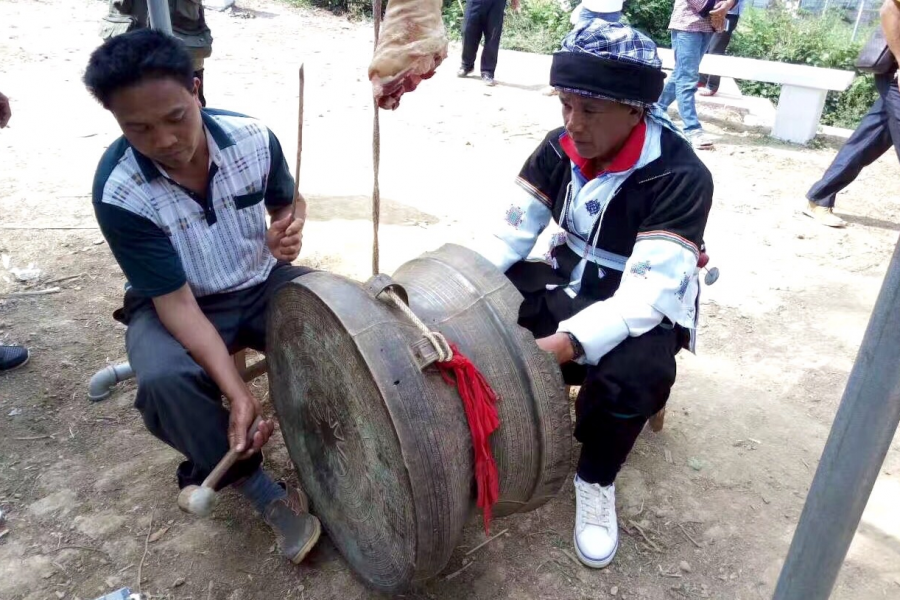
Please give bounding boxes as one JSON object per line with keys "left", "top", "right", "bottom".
{"left": 697, "top": 0, "right": 743, "bottom": 97}
{"left": 0, "top": 91, "right": 31, "bottom": 373}
{"left": 802, "top": 0, "right": 900, "bottom": 227}
{"left": 569, "top": 0, "right": 624, "bottom": 24}
{"left": 100, "top": 0, "right": 213, "bottom": 106}
{"left": 540, "top": 0, "right": 624, "bottom": 96}
{"left": 657, "top": 0, "right": 734, "bottom": 150}
{"left": 458, "top": 0, "right": 520, "bottom": 86}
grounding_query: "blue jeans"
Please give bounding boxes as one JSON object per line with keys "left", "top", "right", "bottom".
{"left": 807, "top": 72, "right": 900, "bottom": 208}
{"left": 580, "top": 9, "right": 622, "bottom": 22}
{"left": 658, "top": 30, "right": 714, "bottom": 133}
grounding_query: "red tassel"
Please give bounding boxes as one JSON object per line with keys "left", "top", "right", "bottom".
{"left": 436, "top": 343, "right": 501, "bottom": 533}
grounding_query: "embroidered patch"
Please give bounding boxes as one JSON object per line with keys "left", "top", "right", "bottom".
{"left": 550, "top": 231, "right": 568, "bottom": 247}
{"left": 585, "top": 199, "right": 601, "bottom": 216}
{"left": 630, "top": 260, "right": 652, "bottom": 278}
{"left": 676, "top": 273, "right": 691, "bottom": 301}
{"left": 505, "top": 205, "right": 524, "bottom": 229}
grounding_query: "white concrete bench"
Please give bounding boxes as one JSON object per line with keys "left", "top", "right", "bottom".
{"left": 657, "top": 48, "right": 856, "bottom": 144}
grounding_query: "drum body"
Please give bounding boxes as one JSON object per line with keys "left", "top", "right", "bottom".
{"left": 267, "top": 244, "right": 571, "bottom": 592}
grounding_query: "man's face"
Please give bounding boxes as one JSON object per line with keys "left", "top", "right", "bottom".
{"left": 560, "top": 91, "right": 642, "bottom": 161}
{"left": 107, "top": 77, "right": 204, "bottom": 170}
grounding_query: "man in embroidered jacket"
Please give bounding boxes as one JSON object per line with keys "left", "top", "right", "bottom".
{"left": 85, "top": 30, "right": 320, "bottom": 564}
{"left": 473, "top": 21, "right": 713, "bottom": 569}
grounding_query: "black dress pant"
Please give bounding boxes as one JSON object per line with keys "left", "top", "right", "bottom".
{"left": 698, "top": 14, "right": 739, "bottom": 93}
{"left": 461, "top": 0, "right": 507, "bottom": 76}
{"left": 513, "top": 268, "right": 681, "bottom": 487}
{"left": 807, "top": 72, "right": 900, "bottom": 208}
{"left": 122, "top": 263, "right": 312, "bottom": 490}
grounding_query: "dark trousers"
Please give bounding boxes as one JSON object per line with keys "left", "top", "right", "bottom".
{"left": 807, "top": 73, "right": 900, "bottom": 208}
{"left": 461, "top": 0, "right": 507, "bottom": 76}
{"left": 124, "top": 263, "right": 312, "bottom": 490}
{"left": 698, "top": 14, "right": 739, "bottom": 93}
{"left": 514, "top": 275, "right": 681, "bottom": 487}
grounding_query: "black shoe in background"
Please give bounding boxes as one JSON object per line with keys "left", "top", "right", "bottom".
{"left": 0, "top": 346, "right": 29, "bottom": 372}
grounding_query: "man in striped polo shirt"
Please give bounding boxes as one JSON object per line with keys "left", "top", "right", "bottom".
{"left": 85, "top": 30, "right": 320, "bottom": 563}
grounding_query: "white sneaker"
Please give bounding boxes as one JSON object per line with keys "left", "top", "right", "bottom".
{"left": 803, "top": 201, "right": 847, "bottom": 227}
{"left": 573, "top": 475, "right": 619, "bottom": 568}
{"left": 687, "top": 129, "right": 715, "bottom": 150}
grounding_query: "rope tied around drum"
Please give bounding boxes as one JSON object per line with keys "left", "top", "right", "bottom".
{"left": 378, "top": 288, "right": 502, "bottom": 533}
{"left": 380, "top": 289, "right": 453, "bottom": 362}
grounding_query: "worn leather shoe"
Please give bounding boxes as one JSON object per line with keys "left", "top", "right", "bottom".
{"left": 263, "top": 484, "right": 321, "bottom": 564}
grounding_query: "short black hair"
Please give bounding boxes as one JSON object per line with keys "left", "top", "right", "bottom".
{"left": 84, "top": 29, "right": 195, "bottom": 108}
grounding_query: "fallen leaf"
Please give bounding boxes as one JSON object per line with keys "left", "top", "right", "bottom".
{"left": 149, "top": 526, "right": 170, "bottom": 543}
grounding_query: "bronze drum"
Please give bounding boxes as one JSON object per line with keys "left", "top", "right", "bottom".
{"left": 267, "top": 244, "right": 571, "bottom": 592}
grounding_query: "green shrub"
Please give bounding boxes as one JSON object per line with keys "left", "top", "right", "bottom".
{"left": 445, "top": 0, "right": 572, "bottom": 55}
{"left": 622, "top": 0, "right": 673, "bottom": 47}
{"left": 729, "top": 6, "right": 879, "bottom": 129}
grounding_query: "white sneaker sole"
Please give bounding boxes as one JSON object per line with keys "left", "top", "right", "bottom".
{"left": 573, "top": 532, "right": 617, "bottom": 569}
{"left": 802, "top": 208, "right": 846, "bottom": 228}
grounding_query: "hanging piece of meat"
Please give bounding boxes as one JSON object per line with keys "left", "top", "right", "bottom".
{"left": 368, "top": 0, "right": 449, "bottom": 110}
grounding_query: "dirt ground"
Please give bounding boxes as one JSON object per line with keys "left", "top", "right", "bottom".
{"left": 2, "top": 1, "right": 900, "bottom": 599}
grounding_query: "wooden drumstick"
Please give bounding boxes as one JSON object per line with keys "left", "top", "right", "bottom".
{"left": 177, "top": 417, "right": 263, "bottom": 516}
{"left": 291, "top": 64, "right": 307, "bottom": 226}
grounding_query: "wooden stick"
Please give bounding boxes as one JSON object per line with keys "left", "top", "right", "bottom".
{"left": 138, "top": 511, "right": 153, "bottom": 593}
{"left": 444, "top": 559, "right": 475, "bottom": 581}
{"left": 1, "top": 287, "right": 60, "bottom": 298}
{"left": 658, "top": 565, "right": 683, "bottom": 578}
{"left": 678, "top": 523, "right": 703, "bottom": 549}
{"left": 13, "top": 435, "right": 53, "bottom": 441}
{"left": 560, "top": 548, "right": 582, "bottom": 568}
{"left": 291, "top": 64, "right": 307, "bottom": 225}
{"left": 296, "top": 64, "right": 304, "bottom": 197}
{"left": 629, "top": 520, "right": 662, "bottom": 553}
{"left": 42, "top": 273, "right": 86, "bottom": 286}
{"left": 51, "top": 545, "right": 112, "bottom": 559}
{"left": 464, "top": 527, "right": 509, "bottom": 556}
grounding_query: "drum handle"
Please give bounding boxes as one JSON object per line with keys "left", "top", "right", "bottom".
{"left": 365, "top": 274, "right": 454, "bottom": 369}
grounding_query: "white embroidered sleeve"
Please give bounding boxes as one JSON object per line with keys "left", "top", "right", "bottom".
{"left": 617, "top": 234, "right": 700, "bottom": 329}
{"left": 472, "top": 178, "right": 553, "bottom": 273}
{"left": 556, "top": 295, "right": 663, "bottom": 365}
{"left": 556, "top": 234, "right": 699, "bottom": 365}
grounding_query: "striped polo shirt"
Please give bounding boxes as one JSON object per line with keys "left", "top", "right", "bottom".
{"left": 92, "top": 109, "right": 294, "bottom": 298}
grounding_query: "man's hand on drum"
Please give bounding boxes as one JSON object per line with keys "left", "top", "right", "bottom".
{"left": 536, "top": 333, "right": 576, "bottom": 365}
{"left": 267, "top": 194, "right": 306, "bottom": 262}
{"left": 229, "top": 393, "right": 276, "bottom": 459}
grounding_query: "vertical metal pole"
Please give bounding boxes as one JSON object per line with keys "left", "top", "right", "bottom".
{"left": 772, "top": 237, "right": 900, "bottom": 599}
{"left": 147, "top": 0, "right": 173, "bottom": 35}
{"left": 852, "top": 0, "right": 866, "bottom": 41}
